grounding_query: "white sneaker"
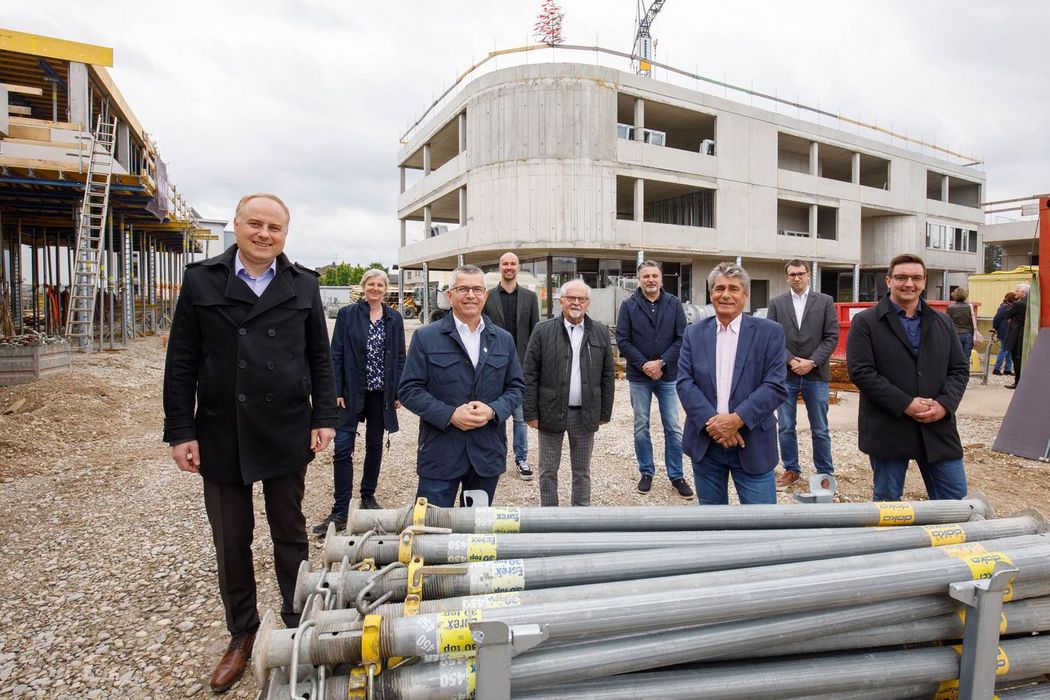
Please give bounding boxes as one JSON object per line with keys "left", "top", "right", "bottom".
{"left": 515, "top": 459, "right": 534, "bottom": 480}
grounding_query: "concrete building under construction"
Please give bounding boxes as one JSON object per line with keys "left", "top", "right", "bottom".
{"left": 397, "top": 52, "right": 986, "bottom": 319}
{"left": 0, "top": 28, "right": 208, "bottom": 351}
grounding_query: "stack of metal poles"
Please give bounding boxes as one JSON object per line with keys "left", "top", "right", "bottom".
{"left": 254, "top": 496, "right": 1050, "bottom": 699}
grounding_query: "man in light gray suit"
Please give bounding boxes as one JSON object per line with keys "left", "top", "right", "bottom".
{"left": 766, "top": 259, "right": 839, "bottom": 491}
{"left": 483, "top": 252, "right": 541, "bottom": 480}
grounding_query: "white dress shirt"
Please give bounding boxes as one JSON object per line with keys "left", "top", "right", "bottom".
{"left": 791, "top": 287, "right": 810, "bottom": 329}
{"left": 453, "top": 313, "right": 486, "bottom": 367}
{"left": 564, "top": 318, "right": 585, "bottom": 406}
{"left": 715, "top": 314, "right": 743, "bottom": 414}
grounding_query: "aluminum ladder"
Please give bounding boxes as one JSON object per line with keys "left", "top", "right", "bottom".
{"left": 65, "top": 110, "right": 116, "bottom": 350}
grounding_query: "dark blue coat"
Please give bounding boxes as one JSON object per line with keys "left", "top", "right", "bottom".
{"left": 331, "top": 300, "right": 406, "bottom": 433}
{"left": 615, "top": 289, "right": 687, "bottom": 382}
{"left": 676, "top": 314, "right": 788, "bottom": 474}
{"left": 398, "top": 314, "right": 525, "bottom": 479}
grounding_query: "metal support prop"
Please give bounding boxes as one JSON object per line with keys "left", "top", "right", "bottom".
{"left": 345, "top": 497, "right": 993, "bottom": 534}
{"left": 470, "top": 621, "right": 547, "bottom": 700}
{"left": 299, "top": 517, "right": 1044, "bottom": 612}
{"left": 949, "top": 561, "right": 1019, "bottom": 699}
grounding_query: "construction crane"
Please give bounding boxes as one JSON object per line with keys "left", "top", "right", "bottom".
{"left": 632, "top": 0, "right": 666, "bottom": 76}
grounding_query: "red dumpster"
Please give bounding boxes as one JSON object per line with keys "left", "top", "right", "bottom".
{"left": 831, "top": 300, "right": 975, "bottom": 359}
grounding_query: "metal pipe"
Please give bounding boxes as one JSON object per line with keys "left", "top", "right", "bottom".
{"left": 347, "top": 497, "right": 993, "bottom": 534}
{"left": 325, "top": 512, "right": 1040, "bottom": 566}
{"left": 302, "top": 516, "right": 1044, "bottom": 612}
{"left": 513, "top": 635, "right": 1050, "bottom": 700}
{"left": 254, "top": 537, "right": 1050, "bottom": 676}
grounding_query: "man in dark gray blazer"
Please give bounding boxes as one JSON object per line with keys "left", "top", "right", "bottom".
{"left": 523, "top": 280, "right": 614, "bottom": 506}
{"left": 766, "top": 259, "right": 839, "bottom": 491}
{"left": 483, "top": 252, "right": 540, "bottom": 480}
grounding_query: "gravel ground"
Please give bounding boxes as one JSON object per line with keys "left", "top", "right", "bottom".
{"left": 0, "top": 321, "right": 1047, "bottom": 697}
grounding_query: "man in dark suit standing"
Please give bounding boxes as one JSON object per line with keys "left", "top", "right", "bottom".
{"left": 676, "top": 262, "right": 788, "bottom": 504}
{"left": 483, "top": 252, "right": 540, "bottom": 479}
{"left": 400, "top": 264, "right": 525, "bottom": 507}
{"left": 163, "top": 194, "right": 338, "bottom": 692}
{"left": 766, "top": 259, "right": 839, "bottom": 491}
{"left": 847, "top": 253, "right": 969, "bottom": 501}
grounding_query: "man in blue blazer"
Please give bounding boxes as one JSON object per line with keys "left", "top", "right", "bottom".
{"left": 677, "top": 262, "right": 788, "bottom": 504}
{"left": 398, "top": 265, "right": 525, "bottom": 507}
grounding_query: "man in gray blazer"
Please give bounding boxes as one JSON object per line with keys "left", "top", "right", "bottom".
{"left": 483, "top": 252, "right": 541, "bottom": 480}
{"left": 766, "top": 259, "right": 839, "bottom": 491}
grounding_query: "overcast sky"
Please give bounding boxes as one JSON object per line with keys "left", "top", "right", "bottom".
{"left": 8, "top": 1, "right": 1048, "bottom": 266}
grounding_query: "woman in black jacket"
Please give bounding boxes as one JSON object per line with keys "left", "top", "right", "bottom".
{"left": 313, "top": 269, "right": 406, "bottom": 533}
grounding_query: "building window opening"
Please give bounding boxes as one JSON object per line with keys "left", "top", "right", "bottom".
{"left": 777, "top": 200, "right": 810, "bottom": 237}
{"left": 817, "top": 206, "right": 838, "bottom": 240}
{"left": 858, "top": 153, "right": 890, "bottom": 190}
{"left": 817, "top": 142, "right": 852, "bottom": 183}
{"left": 777, "top": 133, "right": 812, "bottom": 174}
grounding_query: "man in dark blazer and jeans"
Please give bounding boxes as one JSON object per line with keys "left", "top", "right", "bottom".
{"left": 847, "top": 253, "right": 969, "bottom": 501}
{"left": 483, "top": 252, "right": 540, "bottom": 479}
{"left": 766, "top": 259, "right": 839, "bottom": 491}
{"left": 163, "top": 194, "right": 338, "bottom": 692}
{"left": 616, "top": 260, "right": 694, "bottom": 499}
{"left": 400, "top": 264, "right": 525, "bottom": 507}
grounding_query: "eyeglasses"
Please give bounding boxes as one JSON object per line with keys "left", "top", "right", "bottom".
{"left": 890, "top": 275, "right": 926, "bottom": 283}
{"left": 450, "top": 286, "right": 486, "bottom": 296}
{"left": 786, "top": 272, "right": 808, "bottom": 279}
{"left": 561, "top": 295, "right": 590, "bottom": 303}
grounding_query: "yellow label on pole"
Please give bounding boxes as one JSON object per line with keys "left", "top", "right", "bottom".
{"left": 955, "top": 551, "right": 1014, "bottom": 581}
{"left": 436, "top": 609, "right": 483, "bottom": 654}
{"left": 1003, "top": 581, "right": 1015, "bottom": 602}
{"left": 491, "top": 508, "right": 521, "bottom": 533}
{"left": 876, "top": 502, "right": 915, "bottom": 525}
{"left": 466, "top": 534, "right": 498, "bottom": 561}
{"left": 934, "top": 679, "right": 959, "bottom": 700}
{"left": 956, "top": 609, "right": 1008, "bottom": 633}
{"left": 436, "top": 655, "right": 476, "bottom": 699}
{"left": 923, "top": 524, "right": 967, "bottom": 546}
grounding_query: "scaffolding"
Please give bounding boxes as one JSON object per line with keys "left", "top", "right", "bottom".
{"left": 0, "top": 28, "right": 211, "bottom": 353}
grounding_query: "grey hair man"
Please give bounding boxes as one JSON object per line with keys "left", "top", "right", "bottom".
{"left": 523, "top": 280, "right": 614, "bottom": 506}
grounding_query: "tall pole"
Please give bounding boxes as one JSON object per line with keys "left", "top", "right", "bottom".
{"left": 1039, "top": 196, "right": 1049, "bottom": 329}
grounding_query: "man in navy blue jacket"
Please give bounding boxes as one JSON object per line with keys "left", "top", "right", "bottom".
{"left": 616, "top": 261, "right": 694, "bottom": 499}
{"left": 399, "top": 265, "right": 525, "bottom": 507}
{"left": 677, "top": 262, "right": 788, "bottom": 504}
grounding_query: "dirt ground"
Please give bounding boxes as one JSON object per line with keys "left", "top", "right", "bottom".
{"left": 0, "top": 320, "right": 1047, "bottom": 697}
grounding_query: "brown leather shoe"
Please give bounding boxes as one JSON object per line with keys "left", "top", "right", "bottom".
{"left": 775, "top": 470, "right": 800, "bottom": 491}
{"left": 210, "top": 631, "right": 255, "bottom": 693}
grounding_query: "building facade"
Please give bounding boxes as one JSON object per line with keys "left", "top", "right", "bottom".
{"left": 397, "top": 62, "right": 985, "bottom": 320}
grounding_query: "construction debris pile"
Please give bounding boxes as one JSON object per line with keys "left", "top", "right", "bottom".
{"left": 0, "top": 330, "right": 67, "bottom": 346}
{"left": 255, "top": 497, "right": 1050, "bottom": 699}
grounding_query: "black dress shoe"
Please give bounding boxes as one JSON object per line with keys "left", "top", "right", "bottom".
{"left": 311, "top": 514, "right": 347, "bottom": 536}
{"left": 359, "top": 494, "right": 382, "bottom": 510}
{"left": 1005, "top": 383, "right": 1017, "bottom": 389}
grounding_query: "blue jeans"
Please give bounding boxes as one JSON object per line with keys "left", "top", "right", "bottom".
{"left": 692, "top": 444, "right": 776, "bottom": 505}
{"left": 994, "top": 346, "right": 1013, "bottom": 373}
{"left": 957, "top": 333, "right": 974, "bottom": 369}
{"left": 510, "top": 404, "right": 528, "bottom": 462}
{"left": 777, "top": 376, "right": 833, "bottom": 475}
{"left": 416, "top": 467, "right": 501, "bottom": 508}
{"left": 629, "top": 379, "right": 684, "bottom": 480}
{"left": 869, "top": 457, "right": 967, "bottom": 501}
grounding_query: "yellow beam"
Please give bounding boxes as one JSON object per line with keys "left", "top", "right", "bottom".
{"left": 0, "top": 28, "right": 113, "bottom": 67}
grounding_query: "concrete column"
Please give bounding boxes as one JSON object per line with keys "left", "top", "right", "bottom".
{"left": 397, "top": 270, "right": 404, "bottom": 314}
{"left": 809, "top": 204, "right": 818, "bottom": 238}
{"left": 68, "top": 62, "right": 90, "bottom": 127}
{"left": 421, "top": 262, "right": 430, "bottom": 323}
{"left": 424, "top": 205, "right": 432, "bottom": 238}
{"left": 633, "top": 179, "right": 644, "bottom": 222}
{"left": 459, "top": 187, "right": 467, "bottom": 227}
{"left": 941, "top": 174, "right": 949, "bottom": 202}
{"left": 853, "top": 263, "right": 861, "bottom": 302}
{"left": 633, "top": 97, "right": 644, "bottom": 141}
{"left": 423, "top": 143, "right": 432, "bottom": 176}
{"left": 458, "top": 112, "right": 467, "bottom": 153}
{"left": 941, "top": 269, "right": 949, "bottom": 301}
{"left": 457, "top": 254, "right": 465, "bottom": 266}
{"left": 116, "top": 122, "right": 131, "bottom": 171}
{"left": 809, "top": 141, "right": 818, "bottom": 176}
{"left": 735, "top": 255, "right": 742, "bottom": 267}
{"left": 811, "top": 260, "right": 819, "bottom": 293}
{"left": 400, "top": 219, "right": 406, "bottom": 247}
{"left": 636, "top": 250, "right": 645, "bottom": 267}
{"left": 851, "top": 152, "right": 860, "bottom": 184}
{"left": 399, "top": 167, "right": 406, "bottom": 194}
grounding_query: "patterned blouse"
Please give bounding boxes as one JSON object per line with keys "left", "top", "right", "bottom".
{"left": 365, "top": 315, "right": 385, "bottom": 391}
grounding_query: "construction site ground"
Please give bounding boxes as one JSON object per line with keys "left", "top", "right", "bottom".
{"left": 0, "top": 320, "right": 1048, "bottom": 698}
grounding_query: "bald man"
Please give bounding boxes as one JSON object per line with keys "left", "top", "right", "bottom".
{"left": 483, "top": 252, "right": 540, "bottom": 479}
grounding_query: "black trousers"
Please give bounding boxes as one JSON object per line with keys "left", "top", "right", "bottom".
{"left": 202, "top": 468, "right": 308, "bottom": 636}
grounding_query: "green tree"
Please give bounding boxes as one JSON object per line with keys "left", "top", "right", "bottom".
{"left": 347, "top": 264, "right": 367, "bottom": 285}
{"left": 366, "top": 261, "right": 389, "bottom": 274}
{"left": 320, "top": 262, "right": 353, "bottom": 286}
{"left": 984, "top": 244, "right": 1003, "bottom": 274}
